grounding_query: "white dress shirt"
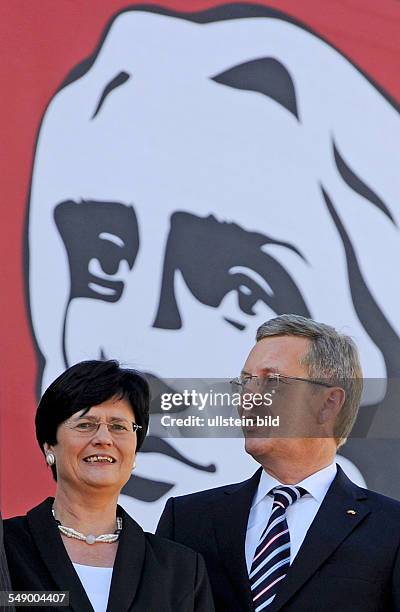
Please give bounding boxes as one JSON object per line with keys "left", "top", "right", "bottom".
{"left": 245, "top": 462, "right": 337, "bottom": 571}
{"left": 73, "top": 563, "right": 113, "bottom": 612}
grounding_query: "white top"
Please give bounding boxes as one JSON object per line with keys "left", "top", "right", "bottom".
{"left": 245, "top": 462, "right": 337, "bottom": 571}
{"left": 73, "top": 563, "right": 113, "bottom": 612}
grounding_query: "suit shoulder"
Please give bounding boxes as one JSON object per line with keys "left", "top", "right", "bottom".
{"left": 169, "top": 472, "right": 259, "bottom": 509}
{"left": 4, "top": 499, "right": 53, "bottom": 537}
{"left": 144, "top": 532, "right": 200, "bottom": 562}
{"left": 363, "top": 487, "right": 400, "bottom": 513}
{"left": 3, "top": 515, "right": 28, "bottom": 534}
{"left": 3, "top": 515, "right": 32, "bottom": 553}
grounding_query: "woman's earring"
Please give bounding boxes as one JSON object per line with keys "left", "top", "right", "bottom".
{"left": 46, "top": 452, "right": 55, "bottom": 466}
{"left": 132, "top": 461, "right": 136, "bottom": 470}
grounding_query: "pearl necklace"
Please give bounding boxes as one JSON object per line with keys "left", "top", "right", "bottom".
{"left": 52, "top": 508, "right": 122, "bottom": 545}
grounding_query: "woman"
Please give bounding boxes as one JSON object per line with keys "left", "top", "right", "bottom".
{"left": 4, "top": 360, "right": 214, "bottom": 612}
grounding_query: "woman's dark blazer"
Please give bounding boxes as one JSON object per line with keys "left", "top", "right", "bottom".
{"left": 4, "top": 498, "right": 215, "bottom": 612}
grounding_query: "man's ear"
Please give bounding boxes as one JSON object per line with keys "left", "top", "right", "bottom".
{"left": 318, "top": 387, "right": 346, "bottom": 425}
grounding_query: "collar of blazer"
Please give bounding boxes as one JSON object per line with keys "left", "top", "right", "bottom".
{"left": 211, "top": 464, "right": 370, "bottom": 612}
{"left": 27, "top": 498, "right": 145, "bottom": 612}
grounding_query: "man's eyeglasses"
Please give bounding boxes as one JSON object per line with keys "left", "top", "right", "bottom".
{"left": 230, "top": 373, "right": 335, "bottom": 393}
{"left": 65, "top": 418, "right": 142, "bottom": 436}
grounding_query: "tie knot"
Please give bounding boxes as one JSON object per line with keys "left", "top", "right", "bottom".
{"left": 271, "top": 485, "right": 307, "bottom": 509}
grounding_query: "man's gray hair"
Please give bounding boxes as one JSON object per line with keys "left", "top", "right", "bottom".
{"left": 256, "top": 314, "right": 363, "bottom": 447}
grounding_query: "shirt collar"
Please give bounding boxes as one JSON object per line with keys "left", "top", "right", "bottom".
{"left": 252, "top": 462, "right": 337, "bottom": 509}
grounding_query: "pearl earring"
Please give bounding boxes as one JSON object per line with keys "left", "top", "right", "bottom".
{"left": 133, "top": 461, "right": 136, "bottom": 470}
{"left": 46, "top": 452, "right": 55, "bottom": 466}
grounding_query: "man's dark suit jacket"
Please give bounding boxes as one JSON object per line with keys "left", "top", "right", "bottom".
{"left": 4, "top": 498, "right": 214, "bottom": 612}
{"left": 156, "top": 466, "right": 400, "bottom": 611}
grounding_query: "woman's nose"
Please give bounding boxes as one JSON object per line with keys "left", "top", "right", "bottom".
{"left": 92, "top": 422, "right": 113, "bottom": 444}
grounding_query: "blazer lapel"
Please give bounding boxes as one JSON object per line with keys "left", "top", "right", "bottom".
{"left": 106, "top": 507, "right": 145, "bottom": 612}
{"left": 27, "top": 499, "right": 93, "bottom": 612}
{"left": 213, "top": 469, "right": 262, "bottom": 611}
{"left": 269, "top": 466, "right": 370, "bottom": 612}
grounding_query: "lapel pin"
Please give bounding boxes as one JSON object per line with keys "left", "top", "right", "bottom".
{"left": 346, "top": 509, "right": 356, "bottom": 515}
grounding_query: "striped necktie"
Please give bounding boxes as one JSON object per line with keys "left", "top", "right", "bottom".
{"left": 249, "top": 485, "right": 307, "bottom": 612}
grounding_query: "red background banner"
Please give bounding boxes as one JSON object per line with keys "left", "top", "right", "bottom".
{"left": 1, "top": 0, "right": 399, "bottom": 517}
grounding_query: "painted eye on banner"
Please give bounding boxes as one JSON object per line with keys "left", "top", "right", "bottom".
{"left": 228, "top": 268, "right": 274, "bottom": 316}
{"left": 54, "top": 200, "right": 139, "bottom": 302}
{"left": 153, "top": 211, "right": 310, "bottom": 330}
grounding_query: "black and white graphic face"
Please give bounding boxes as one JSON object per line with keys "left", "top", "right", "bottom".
{"left": 28, "top": 7, "right": 398, "bottom": 528}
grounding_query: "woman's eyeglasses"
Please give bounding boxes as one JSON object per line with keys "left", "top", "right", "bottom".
{"left": 65, "top": 418, "right": 142, "bottom": 436}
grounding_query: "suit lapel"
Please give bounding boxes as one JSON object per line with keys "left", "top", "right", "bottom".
{"left": 27, "top": 499, "right": 93, "bottom": 612}
{"left": 269, "top": 466, "right": 370, "bottom": 612}
{"left": 106, "top": 508, "right": 145, "bottom": 612}
{"left": 213, "top": 469, "right": 262, "bottom": 611}
{"left": 28, "top": 500, "right": 146, "bottom": 612}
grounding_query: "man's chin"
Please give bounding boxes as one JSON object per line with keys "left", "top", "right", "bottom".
{"left": 244, "top": 435, "right": 276, "bottom": 460}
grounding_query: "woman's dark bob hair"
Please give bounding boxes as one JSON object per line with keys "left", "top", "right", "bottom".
{"left": 36, "top": 360, "right": 150, "bottom": 480}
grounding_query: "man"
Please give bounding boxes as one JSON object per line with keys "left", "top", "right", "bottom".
{"left": 26, "top": 5, "right": 399, "bottom": 527}
{"left": 157, "top": 314, "right": 400, "bottom": 611}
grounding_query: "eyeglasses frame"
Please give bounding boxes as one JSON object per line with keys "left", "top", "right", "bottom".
{"left": 64, "top": 418, "right": 143, "bottom": 436}
{"left": 230, "top": 372, "right": 336, "bottom": 391}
